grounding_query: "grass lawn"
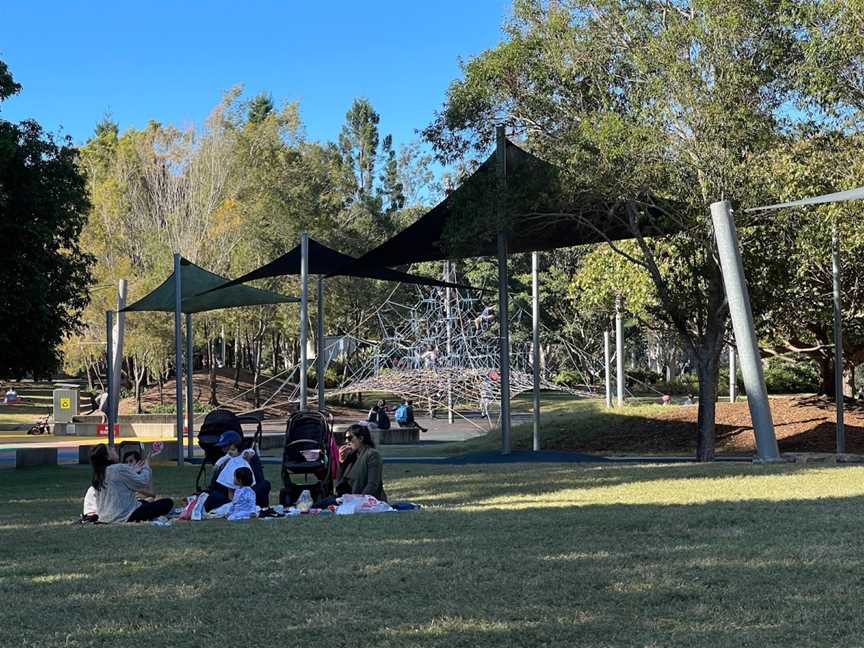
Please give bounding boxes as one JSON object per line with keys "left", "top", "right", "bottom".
{"left": 3, "top": 460, "right": 864, "bottom": 646}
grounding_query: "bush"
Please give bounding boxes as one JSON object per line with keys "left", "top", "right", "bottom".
{"left": 762, "top": 359, "right": 819, "bottom": 394}
{"left": 147, "top": 401, "right": 212, "bottom": 415}
{"left": 554, "top": 369, "right": 585, "bottom": 388}
{"left": 626, "top": 369, "right": 663, "bottom": 387}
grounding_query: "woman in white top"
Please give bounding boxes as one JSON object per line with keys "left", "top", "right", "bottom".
{"left": 88, "top": 444, "right": 173, "bottom": 523}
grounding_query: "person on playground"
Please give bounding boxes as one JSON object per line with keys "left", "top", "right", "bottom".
{"left": 396, "top": 399, "right": 427, "bottom": 433}
{"left": 420, "top": 346, "right": 438, "bottom": 369}
{"left": 474, "top": 306, "right": 496, "bottom": 332}
{"left": 198, "top": 431, "right": 270, "bottom": 514}
{"left": 335, "top": 425, "right": 387, "bottom": 501}
{"left": 88, "top": 444, "right": 173, "bottom": 523}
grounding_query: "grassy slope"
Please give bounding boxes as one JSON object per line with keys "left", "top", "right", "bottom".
{"left": 3, "top": 461, "right": 864, "bottom": 647}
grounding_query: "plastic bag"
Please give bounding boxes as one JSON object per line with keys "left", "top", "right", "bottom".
{"left": 296, "top": 490, "right": 313, "bottom": 513}
{"left": 335, "top": 494, "right": 393, "bottom": 515}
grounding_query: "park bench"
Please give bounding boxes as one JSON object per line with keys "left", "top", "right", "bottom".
{"left": 332, "top": 425, "right": 420, "bottom": 445}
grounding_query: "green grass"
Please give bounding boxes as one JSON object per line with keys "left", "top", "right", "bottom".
{"left": 4, "top": 460, "right": 864, "bottom": 646}
{"left": 384, "top": 393, "right": 700, "bottom": 458}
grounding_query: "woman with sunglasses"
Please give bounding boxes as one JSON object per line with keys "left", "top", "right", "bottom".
{"left": 334, "top": 424, "right": 387, "bottom": 502}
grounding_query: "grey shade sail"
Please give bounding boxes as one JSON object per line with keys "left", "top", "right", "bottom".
{"left": 123, "top": 257, "right": 298, "bottom": 314}
{"left": 745, "top": 186, "right": 864, "bottom": 213}
{"left": 205, "top": 238, "right": 480, "bottom": 293}
{"left": 337, "top": 139, "right": 679, "bottom": 274}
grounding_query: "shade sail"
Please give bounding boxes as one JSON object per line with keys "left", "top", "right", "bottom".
{"left": 338, "top": 139, "right": 678, "bottom": 274}
{"left": 123, "top": 257, "right": 298, "bottom": 314}
{"left": 745, "top": 186, "right": 864, "bottom": 213}
{"left": 207, "top": 238, "right": 480, "bottom": 293}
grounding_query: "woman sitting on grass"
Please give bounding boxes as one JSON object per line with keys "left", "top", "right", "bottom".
{"left": 335, "top": 425, "right": 387, "bottom": 502}
{"left": 88, "top": 444, "right": 173, "bottom": 523}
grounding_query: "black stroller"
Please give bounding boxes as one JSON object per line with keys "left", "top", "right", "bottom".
{"left": 195, "top": 409, "right": 263, "bottom": 491}
{"left": 279, "top": 410, "right": 334, "bottom": 506}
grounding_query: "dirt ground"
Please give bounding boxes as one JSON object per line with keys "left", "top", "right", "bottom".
{"left": 590, "top": 395, "right": 862, "bottom": 455}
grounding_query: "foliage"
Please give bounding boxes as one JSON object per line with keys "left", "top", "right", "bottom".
{"left": 422, "top": 0, "right": 861, "bottom": 460}
{"left": 0, "top": 61, "right": 94, "bottom": 378}
{"left": 762, "top": 359, "right": 820, "bottom": 394}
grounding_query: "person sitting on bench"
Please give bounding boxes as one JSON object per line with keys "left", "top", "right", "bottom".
{"left": 4, "top": 387, "right": 19, "bottom": 404}
{"left": 395, "top": 399, "right": 427, "bottom": 433}
{"left": 366, "top": 403, "right": 391, "bottom": 431}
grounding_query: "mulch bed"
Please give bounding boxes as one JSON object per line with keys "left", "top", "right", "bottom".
{"left": 565, "top": 396, "right": 862, "bottom": 455}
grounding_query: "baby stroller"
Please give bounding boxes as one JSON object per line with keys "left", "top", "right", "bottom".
{"left": 195, "top": 409, "right": 263, "bottom": 491}
{"left": 279, "top": 410, "right": 334, "bottom": 507}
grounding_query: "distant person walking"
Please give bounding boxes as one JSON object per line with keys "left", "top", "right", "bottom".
{"left": 96, "top": 391, "right": 109, "bottom": 424}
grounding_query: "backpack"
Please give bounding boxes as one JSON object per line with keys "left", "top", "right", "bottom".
{"left": 395, "top": 404, "right": 409, "bottom": 424}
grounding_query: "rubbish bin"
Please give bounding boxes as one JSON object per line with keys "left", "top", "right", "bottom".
{"left": 53, "top": 388, "right": 79, "bottom": 424}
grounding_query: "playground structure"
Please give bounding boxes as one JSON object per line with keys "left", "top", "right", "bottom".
{"left": 325, "top": 275, "right": 598, "bottom": 430}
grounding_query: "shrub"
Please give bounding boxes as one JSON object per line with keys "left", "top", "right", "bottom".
{"left": 762, "top": 359, "right": 819, "bottom": 394}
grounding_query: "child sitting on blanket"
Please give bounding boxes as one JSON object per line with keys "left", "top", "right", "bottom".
{"left": 227, "top": 467, "right": 257, "bottom": 521}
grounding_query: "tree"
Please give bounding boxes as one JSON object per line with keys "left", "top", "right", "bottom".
{"left": 755, "top": 131, "right": 864, "bottom": 397}
{"left": 339, "top": 98, "right": 380, "bottom": 201}
{"left": 379, "top": 134, "right": 405, "bottom": 215}
{"left": 424, "top": 0, "right": 812, "bottom": 460}
{"left": 0, "top": 61, "right": 94, "bottom": 378}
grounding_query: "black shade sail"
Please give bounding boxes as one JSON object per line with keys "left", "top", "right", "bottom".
{"left": 207, "top": 238, "right": 479, "bottom": 293}
{"left": 338, "top": 139, "right": 679, "bottom": 274}
{"left": 123, "top": 257, "right": 298, "bottom": 314}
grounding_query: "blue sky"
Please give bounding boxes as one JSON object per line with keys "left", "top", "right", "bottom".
{"left": 0, "top": 1, "right": 508, "bottom": 148}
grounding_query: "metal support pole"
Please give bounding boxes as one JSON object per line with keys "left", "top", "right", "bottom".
{"left": 173, "top": 253, "right": 184, "bottom": 466}
{"left": 729, "top": 346, "right": 737, "bottom": 403}
{"left": 710, "top": 200, "right": 779, "bottom": 461}
{"left": 106, "top": 310, "right": 115, "bottom": 450}
{"left": 299, "top": 233, "right": 309, "bottom": 411}
{"left": 445, "top": 261, "right": 454, "bottom": 424}
{"left": 186, "top": 312, "right": 194, "bottom": 461}
{"left": 531, "top": 251, "right": 540, "bottom": 451}
{"left": 615, "top": 295, "right": 624, "bottom": 407}
{"left": 604, "top": 330, "right": 612, "bottom": 408}
{"left": 317, "top": 276, "right": 326, "bottom": 410}
{"left": 111, "top": 279, "right": 127, "bottom": 424}
{"left": 832, "top": 218, "right": 845, "bottom": 453}
{"left": 496, "top": 125, "right": 511, "bottom": 454}
{"left": 221, "top": 325, "right": 226, "bottom": 367}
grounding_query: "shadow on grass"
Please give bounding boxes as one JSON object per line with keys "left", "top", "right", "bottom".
{"left": 3, "top": 462, "right": 864, "bottom": 647}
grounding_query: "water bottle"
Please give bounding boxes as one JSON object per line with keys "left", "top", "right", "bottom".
{"left": 296, "top": 490, "right": 313, "bottom": 513}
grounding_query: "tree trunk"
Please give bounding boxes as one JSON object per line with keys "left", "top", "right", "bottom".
{"left": 820, "top": 357, "right": 834, "bottom": 398}
{"left": 846, "top": 363, "right": 855, "bottom": 399}
{"left": 208, "top": 337, "right": 219, "bottom": 407}
{"left": 694, "top": 352, "right": 720, "bottom": 461}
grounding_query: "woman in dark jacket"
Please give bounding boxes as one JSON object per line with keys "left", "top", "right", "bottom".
{"left": 336, "top": 424, "right": 387, "bottom": 501}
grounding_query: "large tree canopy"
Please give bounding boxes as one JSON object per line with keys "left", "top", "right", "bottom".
{"left": 0, "top": 61, "right": 93, "bottom": 378}
{"left": 423, "top": 0, "right": 862, "bottom": 460}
